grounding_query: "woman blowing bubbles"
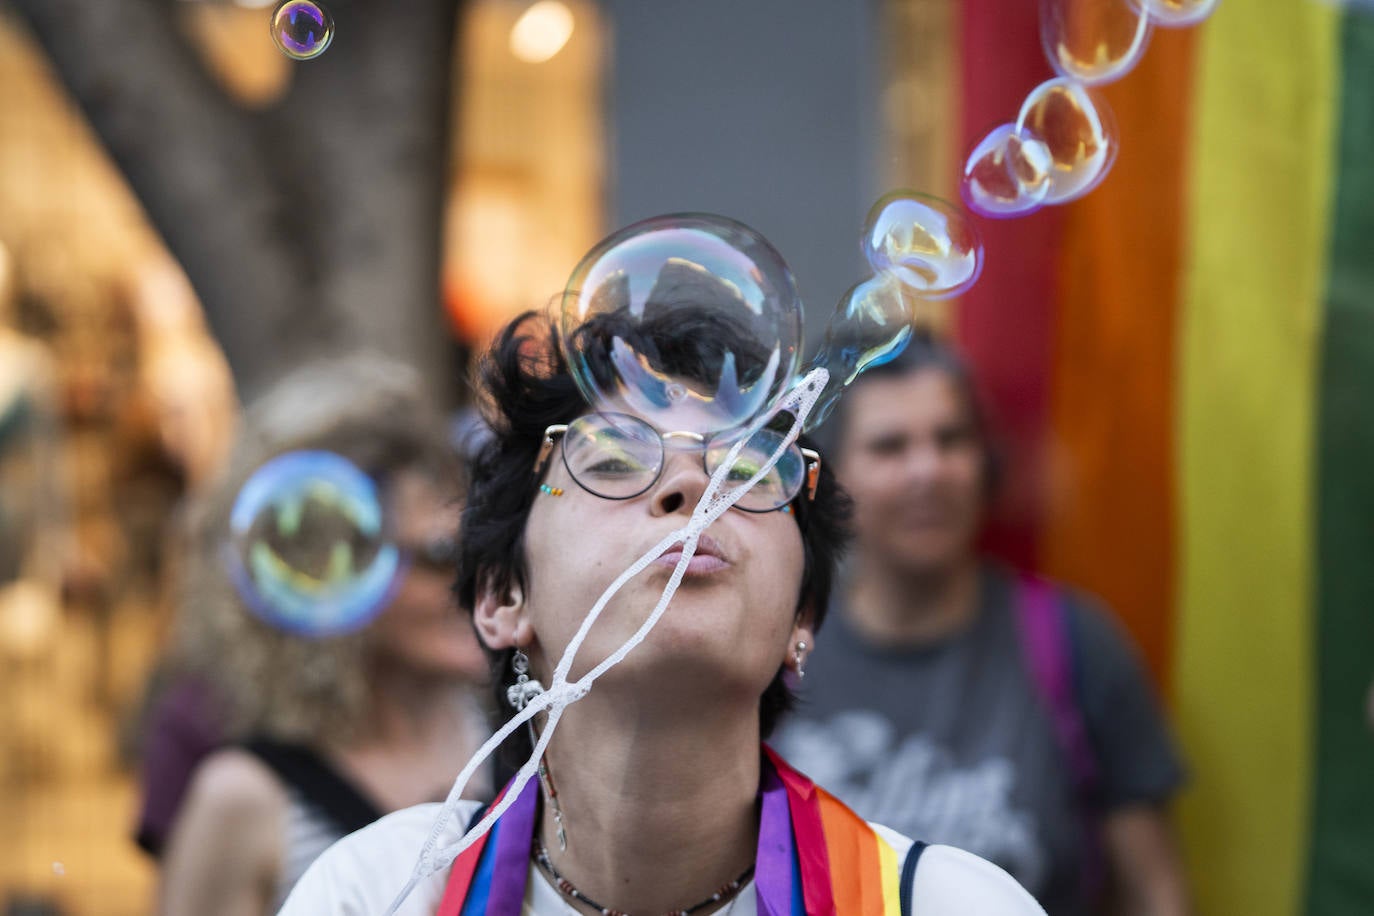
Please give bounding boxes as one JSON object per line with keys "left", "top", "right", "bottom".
{"left": 281, "top": 247, "right": 1046, "bottom": 914}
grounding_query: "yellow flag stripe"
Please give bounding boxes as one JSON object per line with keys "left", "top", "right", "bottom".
{"left": 1173, "top": 1, "right": 1339, "bottom": 912}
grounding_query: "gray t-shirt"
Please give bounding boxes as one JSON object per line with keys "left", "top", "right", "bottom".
{"left": 773, "top": 566, "right": 1184, "bottom": 915}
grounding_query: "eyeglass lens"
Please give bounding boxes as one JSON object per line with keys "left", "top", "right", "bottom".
{"left": 560, "top": 413, "right": 803, "bottom": 511}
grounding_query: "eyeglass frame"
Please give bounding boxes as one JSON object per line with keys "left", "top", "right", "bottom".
{"left": 531, "top": 416, "right": 822, "bottom": 510}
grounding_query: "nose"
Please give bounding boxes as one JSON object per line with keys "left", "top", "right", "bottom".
{"left": 648, "top": 449, "right": 711, "bottom": 516}
{"left": 902, "top": 442, "right": 945, "bottom": 484}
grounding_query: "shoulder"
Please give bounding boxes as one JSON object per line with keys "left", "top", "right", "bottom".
{"left": 278, "top": 801, "right": 485, "bottom": 914}
{"left": 182, "top": 747, "right": 286, "bottom": 823}
{"left": 911, "top": 845, "right": 1047, "bottom": 914}
{"left": 870, "top": 823, "right": 1046, "bottom": 915}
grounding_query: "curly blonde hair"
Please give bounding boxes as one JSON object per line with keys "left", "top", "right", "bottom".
{"left": 174, "top": 353, "right": 460, "bottom": 746}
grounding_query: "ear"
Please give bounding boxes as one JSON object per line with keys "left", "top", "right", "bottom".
{"left": 473, "top": 575, "right": 534, "bottom": 651}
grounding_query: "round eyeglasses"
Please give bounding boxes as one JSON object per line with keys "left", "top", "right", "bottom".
{"left": 532, "top": 413, "right": 821, "bottom": 513}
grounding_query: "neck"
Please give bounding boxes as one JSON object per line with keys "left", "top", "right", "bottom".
{"left": 326, "top": 661, "right": 478, "bottom": 811}
{"left": 846, "top": 554, "right": 982, "bottom": 646}
{"left": 355, "top": 660, "right": 462, "bottom": 748}
{"left": 535, "top": 685, "right": 761, "bottom": 915}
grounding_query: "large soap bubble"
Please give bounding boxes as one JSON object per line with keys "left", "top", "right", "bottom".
{"left": 271, "top": 1, "right": 335, "bottom": 61}
{"left": 559, "top": 214, "right": 803, "bottom": 436}
{"left": 226, "top": 450, "right": 402, "bottom": 638}
{"left": 861, "top": 193, "right": 984, "bottom": 300}
{"left": 962, "top": 122, "right": 1056, "bottom": 218}
{"left": 1041, "top": 0, "right": 1152, "bottom": 85}
{"left": 1016, "top": 78, "right": 1119, "bottom": 205}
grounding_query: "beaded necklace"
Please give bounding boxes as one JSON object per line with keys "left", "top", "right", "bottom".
{"left": 533, "top": 837, "right": 754, "bottom": 916}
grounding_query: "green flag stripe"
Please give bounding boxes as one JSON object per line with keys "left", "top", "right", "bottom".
{"left": 1310, "top": 11, "right": 1374, "bottom": 915}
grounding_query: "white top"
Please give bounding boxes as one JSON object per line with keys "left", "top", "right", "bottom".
{"left": 278, "top": 801, "right": 1046, "bottom": 915}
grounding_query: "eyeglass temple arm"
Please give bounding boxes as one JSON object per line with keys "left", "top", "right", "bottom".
{"left": 801, "top": 448, "right": 821, "bottom": 502}
{"left": 534, "top": 425, "right": 568, "bottom": 474}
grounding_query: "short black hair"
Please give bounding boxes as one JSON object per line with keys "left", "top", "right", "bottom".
{"left": 454, "top": 309, "right": 850, "bottom": 757}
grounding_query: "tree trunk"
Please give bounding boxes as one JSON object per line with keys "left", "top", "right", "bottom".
{"left": 9, "top": 0, "right": 462, "bottom": 404}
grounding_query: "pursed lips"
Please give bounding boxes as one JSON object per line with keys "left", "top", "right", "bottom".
{"left": 653, "top": 533, "right": 732, "bottom": 575}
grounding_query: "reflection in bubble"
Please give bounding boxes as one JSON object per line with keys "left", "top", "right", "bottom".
{"left": 962, "top": 123, "right": 1056, "bottom": 219}
{"left": 226, "top": 450, "right": 402, "bottom": 638}
{"left": 559, "top": 214, "right": 803, "bottom": 436}
{"left": 861, "top": 193, "right": 984, "bottom": 300}
{"left": 1041, "top": 0, "right": 1152, "bottom": 85}
{"left": 1016, "top": 78, "right": 1119, "bottom": 205}
{"left": 807, "top": 274, "right": 920, "bottom": 430}
{"left": 271, "top": 0, "right": 335, "bottom": 61}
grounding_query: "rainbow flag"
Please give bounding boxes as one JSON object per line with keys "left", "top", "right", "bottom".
{"left": 438, "top": 749, "right": 907, "bottom": 915}
{"left": 914, "top": 2, "right": 1374, "bottom": 912}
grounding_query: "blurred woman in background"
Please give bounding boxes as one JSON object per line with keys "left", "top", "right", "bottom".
{"left": 150, "top": 354, "right": 491, "bottom": 916}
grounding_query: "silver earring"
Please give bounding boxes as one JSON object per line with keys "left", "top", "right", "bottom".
{"left": 505, "top": 649, "right": 546, "bottom": 711}
{"left": 794, "top": 640, "right": 808, "bottom": 680}
{"left": 507, "top": 649, "right": 568, "bottom": 850}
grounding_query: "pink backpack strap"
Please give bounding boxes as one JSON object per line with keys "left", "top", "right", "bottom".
{"left": 1012, "top": 574, "right": 1100, "bottom": 795}
{"left": 1014, "top": 574, "right": 1107, "bottom": 902}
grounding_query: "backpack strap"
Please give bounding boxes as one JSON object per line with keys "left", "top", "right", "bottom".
{"left": 240, "top": 738, "right": 383, "bottom": 837}
{"left": 1012, "top": 575, "right": 1100, "bottom": 794}
{"left": 898, "top": 840, "right": 927, "bottom": 916}
{"left": 1013, "top": 574, "right": 1107, "bottom": 902}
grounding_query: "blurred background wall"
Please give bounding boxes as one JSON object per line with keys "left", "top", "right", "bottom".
{"left": 0, "top": 1, "right": 1370, "bottom": 913}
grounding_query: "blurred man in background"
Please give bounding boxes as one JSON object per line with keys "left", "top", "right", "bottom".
{"left": 775, "top": 332, "right": 1190, "bottom": 915}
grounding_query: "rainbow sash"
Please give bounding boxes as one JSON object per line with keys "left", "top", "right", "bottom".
{"left": 437, "top": 745, "right": 905, "bottom": 916}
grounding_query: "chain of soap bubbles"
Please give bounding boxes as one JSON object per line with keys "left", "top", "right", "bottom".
{"left": 963, "top": 0, "right": 1220, "bottom": 219}
{"left": 806, "top": 193, "right": 985, "bottom": 429}
{"left": 271, "top": 0, "right": 334, "bottom": 61}
{"left": 225, "top": 450, "right": 404, "bottom": 638}
{"left": 805, "top": 0, "right": 1221, "bottom": 428}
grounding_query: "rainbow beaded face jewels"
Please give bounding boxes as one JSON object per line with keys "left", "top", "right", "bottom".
{"left": 538, "top": 484, "right": 564, "bottom": 497}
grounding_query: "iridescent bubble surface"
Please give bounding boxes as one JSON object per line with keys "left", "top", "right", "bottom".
{"left": 806, "top": 274, "right": 919, "bottom": 430}
{"left": 271, "top": 0, "right": 334, "bottom": 61}
{"left": 1135, "top": 0, "right": 1220, "bottom": 28}
{"left": 1041, "top": 0, "right": 1152, "bottom": 85}
{"left": 227, "top": 450, "right": 402, "bottom": 638}
{"left": 961, "top": 122, "right": 1055, "bottom": 218}
{"left": 559, "top": 214, "right": 803, "bottom": 436}
{"left": 1016, "top": 78, "right": 1119, "bottom": 204}
{"left": 860, "top": 193, "right": 985, "bottom": 300}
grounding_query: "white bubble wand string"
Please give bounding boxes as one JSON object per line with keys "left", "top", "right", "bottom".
{"left": 382, "top": 367, "right": 829, "bottom": 915}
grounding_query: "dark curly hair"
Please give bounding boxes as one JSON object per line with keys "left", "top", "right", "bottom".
{"left": 454, "top": 308, "right": 850, "bottom": 762}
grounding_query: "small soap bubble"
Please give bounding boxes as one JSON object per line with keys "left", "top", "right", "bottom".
{"left": 1135, "top": 0, "right": 1220, "bottom": 27}
{"left": 560, "top": 214, "right": 803, "bottom": 436}
{"left": 860, "top": 193, "right": 984, "bottom": 300}
{"left": 271, "top": 1, "right": 334, "bottom": 61}
{"left": 961, "top": 123, "right": 1055, "bottom": 218}
{"left": 1041, "top": 0, "right": 1152, "bottom": 85}
{"left": 1016, "top": 78, "right": 1119, "bottom": 205}
{"left": 805, "top": 274, "right": 920, "bottom": 430}
{"left": 226, "top": 450, "right": 402, "bottom": 638}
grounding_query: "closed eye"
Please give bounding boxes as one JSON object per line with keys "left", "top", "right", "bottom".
{"left": 585, "top": 455, "right": 649, "bottom": 475}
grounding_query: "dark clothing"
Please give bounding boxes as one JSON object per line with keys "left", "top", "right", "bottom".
{"left": 774, "top": 565, "right": 1185, "bottom": 915}
{"left": 133, "top": 675, "right": 223, "bottom": 856}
